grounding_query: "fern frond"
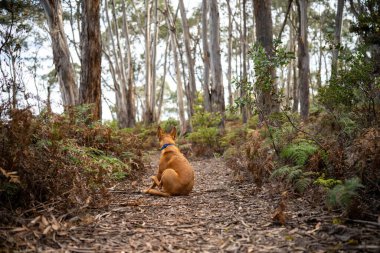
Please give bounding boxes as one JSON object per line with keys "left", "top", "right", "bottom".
{"left": 327, "top": 177, "right": 364, "bottom": 209}
{"left": 281, "top": 141, "right": 318, "bottom": 166}
{"left": 294, "top": 177, "right": 312, "bottom": 193}
{"left": 270, "top": 165, "right": 294, "bottom": 179}
{"left": 287, "top": 167, "right": 303, "bottom": 183}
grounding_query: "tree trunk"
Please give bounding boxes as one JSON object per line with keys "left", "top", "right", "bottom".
{"left": 103, "top": 0, "right": 128, "bottom": 128}
{"left": 165, "top": 0, "right": 187, "bottom": 134}
{"left": 144, "top": 0, "right": 154, "bottom": 124}
{"left": 226, "top": 0, "right": 233, "bottom": 108}
{"left": 208, "top": 0, "right": 225, "bottom": 118}
{"left": 179, "top": 0, "right": 195, "bottom": 117}
{"left": 79, "top": 0, "right": 102, "bottom": 121}
{"left": 41, "top": 0, "right": 78, "bottom": 106}
{"left": 121, "top": 0, "right": 136, "bottom": 127}
{"left": 297, "top": 0, "right": 310, "bottom": 121}
{"left": 253, "top": 0, "right": 277, "bottom": 122}
{"left": 331, "top": 0, "right": 345, "bottom": 77}
{"left": 157, "top": 35, "right": 170, "bottom": 121}
{"left": 201, "top": 0, "right": 211, "bottom": 112}
{"left": 151, "top": 0, "right": 158, "bottom": 121}
{"left": 242, "top": 0, "right": 248, "bottom": 123}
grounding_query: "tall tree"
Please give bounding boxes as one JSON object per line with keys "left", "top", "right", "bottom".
{"left": 41, "top": 0, "right": 78, "bottom": 106}
{"left": 103, "top": 0, "right": 129, "bottom": 128}
{"left": 201, "top": 0, "right": 212, "bottom": 112}
{"left": 226, "top": 0, "right": 233, "bottom": 107}
{"left": 241, "top": 0, "right": 248, "bottom": 123}
{"left": 79, "top": 0, "right": 102, "bottom": 121}
{"left": 253, "top": 0, "right": 277, "bottom": 121}
{"left": 144, "top": 0, "right": 154, "bottom": 123}
{"left": 297, "top": 0, "right": 310, "bottom": 121}
{"left": 208, "top": 0, "right": 225, "bottom": 117}
{"left": 165, "top": 0, "right": 187, "bottom": 134}
{"left": 121, "top": 0, "right": 136, "bottom": 127}
{"left": 179, "top": 0, "right": 196, "bottom": 117}
{"left": 331, "top": 0, "right": 345, "bottom": 76}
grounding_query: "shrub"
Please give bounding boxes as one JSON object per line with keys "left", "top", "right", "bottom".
{"left": 327, "top": 177, "right": 364, "bottom": 211}
{"left": 318, "top": 48, "right": 379, "bottom": 126}
{"left": 191, "top": 111, "right": 222, "bottom": 129}
{"left": 0, "top": 108, "right": 145, "bottom": 211}
{"left": 187, "top": 111, "right": 223, "bottom": 156}
{"left": 187, "top": 127, "right": 220, "bottom": 156}
{"left": 161, "top": 118, "right": 179, "bottom": 132}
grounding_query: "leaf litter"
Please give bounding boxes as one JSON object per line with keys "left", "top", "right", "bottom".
{"left": 1, "top": 152, "right": 379, "bottom": 252}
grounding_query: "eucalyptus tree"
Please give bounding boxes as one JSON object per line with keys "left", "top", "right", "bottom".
{"left": 179, "top": 0, "right": 196, "bottom": 117}
{"left": 253, "top": 0, "right": 277, "bottom": 121}
{"left": 41, "top": 0, "right": 78, "bottom": 106}
{"left": 208, "top": 0, "right": 225, "bottom": 118}
{"left": 331, "top": 0, "right": 345, "bottom": 77}
{"left": 164, "top": 0, "right": 187, "bottom": 134}
{"left": 201, "top": 0, "right": 212, "bottom": 112}
{"left": 296, "top": 0, "right": 310, "bottom": 121}
{"left": 79, "top": 0, "right": 102, "bottom": 121}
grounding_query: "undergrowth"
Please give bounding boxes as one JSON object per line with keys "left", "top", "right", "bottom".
{"left": 0, "top": 107, "right": 145, "bottom": 214}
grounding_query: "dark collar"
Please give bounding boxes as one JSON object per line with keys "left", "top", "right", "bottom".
{"left": 160, "top": 143, "right": 174, "bottom": 151}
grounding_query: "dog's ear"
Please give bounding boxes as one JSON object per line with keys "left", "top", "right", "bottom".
{"left": 157, "top": 126, "right": 164, "bottom": 140}
{"left": 170, "top": 127, "right": 177, "bottom": 140}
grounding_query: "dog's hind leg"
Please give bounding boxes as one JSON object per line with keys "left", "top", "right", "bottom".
{"left": 145, "top": 188, "right": 170, "bottom": 197}
{"left": 150, "top": 176, "right": 162, "bottom": 188}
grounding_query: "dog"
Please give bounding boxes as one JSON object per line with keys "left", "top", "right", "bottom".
{"left": 144, "top": 126, "right": 195, "bottom": 197}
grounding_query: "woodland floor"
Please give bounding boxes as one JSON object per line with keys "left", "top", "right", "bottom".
{"left": 1, "top": 152, "right": 380, "bottom": 252}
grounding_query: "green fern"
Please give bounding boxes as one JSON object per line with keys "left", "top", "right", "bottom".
{"left": 294, "top": 177, "right": 312, "bottom": 193}
{"left": 281, "top": 140, "right": 318, "bottom": 166}
{"left": 271, "top": 165, "right": 312, "bottom": 193}
{"left": 271, "top": 165, "right": 301, "bottom": 180}
{"left": 327, "top": 177, "right": 364, "bottom": 210}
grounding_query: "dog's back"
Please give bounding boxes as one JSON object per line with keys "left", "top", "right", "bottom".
{"left": 159, "top": 145, "right": 194, "bottom": 195}
{"left": 144, "top": 126, "right": 195, "bottom": 197}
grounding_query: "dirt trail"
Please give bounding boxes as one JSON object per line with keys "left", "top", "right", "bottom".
{"left": 2, "top": 153, "right": 379, "bottom": 252}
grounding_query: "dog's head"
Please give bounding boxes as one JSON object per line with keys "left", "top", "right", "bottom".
{"left": 157, "top": 126, "right": 176, "bottom": 146}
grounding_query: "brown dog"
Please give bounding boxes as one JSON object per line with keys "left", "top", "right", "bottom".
{"left": 144, "top": 126, "right": 195, "bottom": 197}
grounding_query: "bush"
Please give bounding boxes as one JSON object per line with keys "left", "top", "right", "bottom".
{"left": 187, "top": 111, "right": 223, "bottom": 156}
{"left": 0, "top": 107, "right": 145, "bottom": 211}
{"left": 318, "top": 48, "right": 379, "bottom": 126}
{"left": 187, "top": 127, "right": 220, "bottom": 156}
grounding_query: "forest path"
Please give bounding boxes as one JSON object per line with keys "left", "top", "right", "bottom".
{"left": 50, "top": 152, "right": 377, "bottom": 252}
{"left": 4, "top": 153, "right": 379, "bottom": 252}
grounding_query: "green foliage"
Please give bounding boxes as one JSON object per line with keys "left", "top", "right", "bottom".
{"left": 281, "top": 140, "right": 319, "bottom": 166}
{"left": 233, "top": 41, "right": 294, "bottom": 113}
{"left": 318, "top": 48, "right": 379, "bottom": 125}
{"left": 247, "top": 114, "right": 259, "bottom": 129}
{"left": 338, "top": 115, "right": 359, "bottom": 138}
{"left": 187, "top": 111, "right": 223, "bottom": 156}
{"left": 161, "top": 118, "right": 179, "bottom": 132}
{"left": 271, "top": 165, "right": 314, "bottom": 193}
{"left": 220, "top": 127, "right": 247, "bottom": 148}
{"left": 270, "top": 122, "right": 296, "bottom": 150}
{"left": 187, "top": 127, "right": 219, "bottom": 147}
{"left": 314, "top": 174, "right": 342, "bottom": 189}
{"left": 327, "top": 177, "right": 364, "bottom": 210}
{"left": 191, "top": 111, "right": 222, "bottom": 129}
